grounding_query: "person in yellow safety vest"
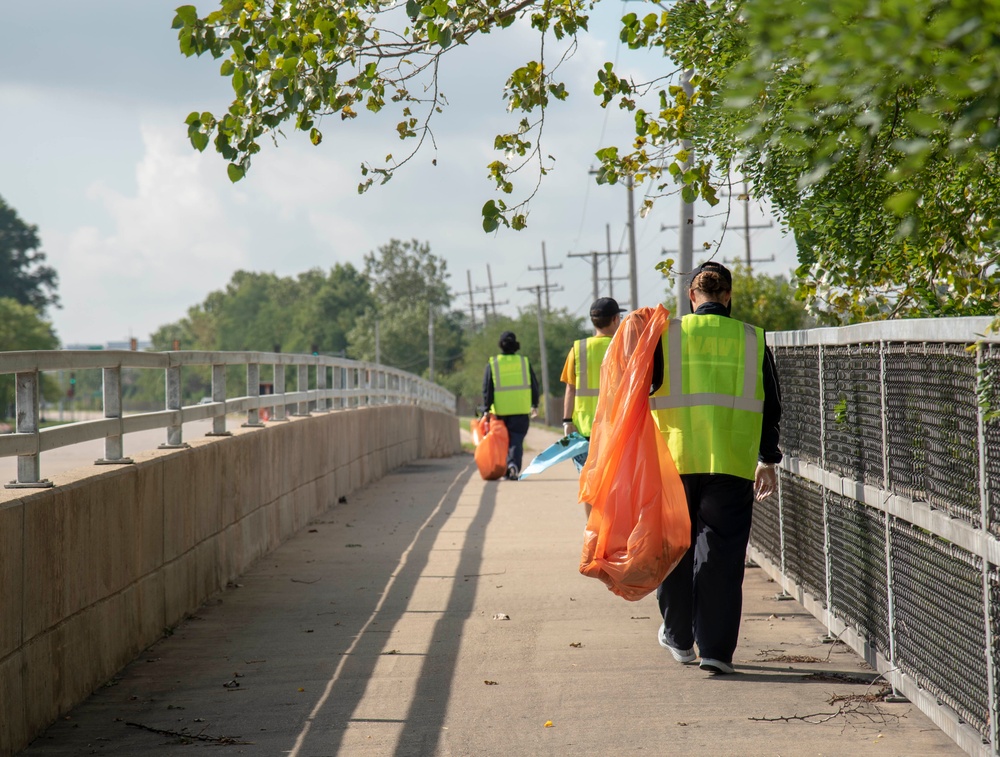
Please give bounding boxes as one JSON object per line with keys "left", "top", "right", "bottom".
{"left": 560, "top": 297, "right": 626, "bottom": 478}
{"left": 481, "top": 330, "right": 540, "bottom": 481}
{"left": 651, "top": 261, "right": 782, "bottom": 676}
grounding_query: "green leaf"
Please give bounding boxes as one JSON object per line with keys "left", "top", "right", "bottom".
{"left": 227, "top": 163, "right": 246, "bottom": 183}
{"left": 905, "top": 111, "right": 941, "bottom": 136}
{"left": 190, "top": 131, "right": 209, "bottom": 152}
{"left": 172, "top": 5, "right": 198, "bottom": 29}
{"left": 885, "top": 189, "right": 919, "bottom": 216}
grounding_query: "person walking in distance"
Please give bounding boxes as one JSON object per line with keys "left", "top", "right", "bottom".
{"left": 651, "top": 261, "right": 782, "bottom": 675}
{"left": 482, "top": 331, "right": 540, "bottom": 481}
{"left": 561, "top": 297, "right": 626, "bottom": 505}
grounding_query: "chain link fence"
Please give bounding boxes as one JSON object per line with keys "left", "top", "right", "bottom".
{"left": 749, "top": 317, "right": 999, "bottom": 757}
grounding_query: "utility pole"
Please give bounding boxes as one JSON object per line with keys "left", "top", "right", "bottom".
{"left": 427, "top": 308, "right": 435, "bottom": 382}
{"left": 456, "top": 270, "right": 478, "bottom": 327}
{"left": 569, "top": 227, "right": 628, "bottom": 304}
{"left": 676, "top": 67, "right": 696, "bottom": 314}
{"left": 722, "top": 181, "right": 774, "bottom": 276}
{"left": 374, "top": 318, "right": 380, "bottom": 365}
{"left": 625, "top": 174, "right": 639, "bottom": 311}
{"left": 603, "top": 224, "right": 630, "bottom": 303}
{"left": 589, "top": 167, "right": 637, "bottom": 307}
{"left": 475, "top": 264, "right": 508, "bottom": 321}
{"left": 528, "top": 242, "right": 562, "bottom": 313}
{"left": 517, "top": 283, "right": 559, "bottom": 427}
{"left": 662, "top": 215, "right": 704, "bottom": 312}
{"left": 567, "top": 247, "right": 601, "bottom": 303}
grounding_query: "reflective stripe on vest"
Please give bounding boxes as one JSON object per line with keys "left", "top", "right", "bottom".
{"left": 649, "top": 315, "right": 765, "bottom": 479}
{"left": 573, "top": 336, "right": 611, "bottom": 437}
{"left": 490, "top": 354, "right": 532, "bottom": 415}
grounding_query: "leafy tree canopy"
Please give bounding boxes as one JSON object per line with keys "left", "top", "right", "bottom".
{"left": 175, "top": 0, "right": 999, "bottom": 323}
{"left": 635, "top": 0, "right": 1000, "bottom": 322}
{"left": 0, "top": 195, "right": 59, "bottom": 314}
{"left": 347, "top": 239, "right": 463, "bottom": 375}
{"left": 0, "top": 297, "right": 59, "bottom": 352}
{"left": 0, "top": 297, "right": 60, "bottom": 418}
{"left": 152, "top": 263, "right": 372, "bottom": 354}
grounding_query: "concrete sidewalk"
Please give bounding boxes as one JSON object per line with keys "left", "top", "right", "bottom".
{"left": 20, "top": 438, "right": 964, "bottom": 756}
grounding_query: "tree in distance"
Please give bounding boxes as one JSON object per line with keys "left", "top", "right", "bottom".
{"left": 0, "top": 194, "right": 59, "bottom": 315}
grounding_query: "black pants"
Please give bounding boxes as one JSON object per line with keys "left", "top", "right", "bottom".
{"left": 498, "top": 413, "right": 529, "bottom": 472}
{"left": 657, "top": 473, "right": 754, "bottom": 664}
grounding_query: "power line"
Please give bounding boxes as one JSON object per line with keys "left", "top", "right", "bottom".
{"left": 474, "top": 263, "right": 508, "bottom": 320}
{"left": 527, "top": 242, "right": 563, "bottom": 313}
{"left": 455, "top": 270, "right": 479, "bottom": 327}
{"left": 721, "top": 181, "right": 775, "bottom": 275}
{"left": 588, "top": 170, "right": 638, "bottom": 309}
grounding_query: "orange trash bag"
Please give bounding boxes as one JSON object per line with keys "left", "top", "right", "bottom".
{"left": 578, "top": 304, "right": 691, "bottom": 601}
{"left": 473, "top": 415, "right": 509, "bottom": 481}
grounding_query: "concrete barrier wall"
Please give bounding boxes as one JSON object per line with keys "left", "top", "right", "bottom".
{"left": 0, "top": 406, "right": 459, "bottom": 756}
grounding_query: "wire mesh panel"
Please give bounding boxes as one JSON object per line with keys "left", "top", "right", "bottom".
{"left": 983, "top": 343, "right": 1000, "bottom": 539}
{"left": 822, "top": 344, "right": 885, "bottom": 487}
{"left": 891, "top": 519, "right": 989, "bottom": 737}
{"left": 884, "top": 343, "right": 981, "bottom": 526}
{"left": 827, "top": 493, "right": 890, "bottom": 657}
{"left": 989, "top": 564, "right": 1000, "bottom": 742}
{"left": 781, "top": 474, "right": 827, "bottom": 602}
{"left": 772, "top": 345, "right": 822, "bottom": 463}
{"left": 751, "top": 478, "right": 782, "bottom": 566}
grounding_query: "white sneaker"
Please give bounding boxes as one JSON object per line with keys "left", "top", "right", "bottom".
{"left": 657, "top": 623, "right": 696, "bottom": 663}
{"left": 699, "top": 657, "right": 735, "bottom": 674}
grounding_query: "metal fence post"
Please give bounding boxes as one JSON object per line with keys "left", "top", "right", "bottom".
{"left": 206, "top": 364, "right": 231, "bottom": 437}
{"left": 316, "top": 361, "right": 329, "bottom": 412}
{"left": 5, "top": 371, "right": 52, "bottom": 488}
{"left": 293, "top": 364, "right": 310, "bottom": 417}
{"left": 96, "top": 366, "right": 134, "bottom": 464}
{"left": 272, "top": 362, "right": 288, "bottom": 421}
{"left": 976, "top": 342, "right": 998, "bottom": 745}
{"left": 879, "top": 340, "right": 900, "bottom": 673}
{"left": 243, "top": 363, "right": 264, "bottom": 427}
{"left": 159, "top": 363, "right": 188, "bottom": 449}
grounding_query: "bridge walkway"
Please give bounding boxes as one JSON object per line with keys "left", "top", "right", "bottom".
{"left": 19, "top": 429, "right": 963, "bottom": 756}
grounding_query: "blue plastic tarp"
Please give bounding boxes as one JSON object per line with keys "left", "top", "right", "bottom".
{"left": 519, "top": 433, "right": 590, "bottom": 479}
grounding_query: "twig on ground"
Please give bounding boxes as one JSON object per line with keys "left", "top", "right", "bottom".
{"left": 125, "top": 721, "right": 251, "bottom": 745}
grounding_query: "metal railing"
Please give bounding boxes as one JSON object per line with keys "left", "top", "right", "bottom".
{"left": 751, "top": 316, "right": 1000, "bottom": 757}
{"left": 0, "top": 350, "right": 456, "bottom": 488}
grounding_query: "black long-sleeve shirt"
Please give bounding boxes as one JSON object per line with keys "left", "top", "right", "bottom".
{"left": 650, "top": 302, "right": 782, "bottom": 464}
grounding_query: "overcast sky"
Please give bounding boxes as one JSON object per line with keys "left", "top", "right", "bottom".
{"left": 0, "top": 1, "right": 797, "bottom": 347}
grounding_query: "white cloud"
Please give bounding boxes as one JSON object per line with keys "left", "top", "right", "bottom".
{"left": 46, "top": 123, "right": 251, "bottom": 344}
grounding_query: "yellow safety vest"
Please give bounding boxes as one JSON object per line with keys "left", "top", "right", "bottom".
{"left": 649, "top": 315, "right": 765, "bottom": 480}
{"left": 489, "top": 354, "right": 532, "bottom": 416}
{"left": 572, "top": 335, "right": 612, "bottom": 438}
